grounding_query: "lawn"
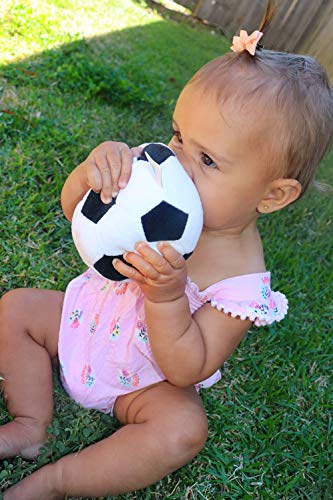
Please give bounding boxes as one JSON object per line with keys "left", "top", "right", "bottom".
{"left": 0, "top": 0, "right": 332, "bottom": 498}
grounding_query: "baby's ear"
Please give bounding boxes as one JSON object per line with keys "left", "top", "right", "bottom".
{"left": 257, "top": 178, "right": 302, "bottom": 213}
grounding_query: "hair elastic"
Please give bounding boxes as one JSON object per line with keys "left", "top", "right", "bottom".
{"left": 231, "top": 30, "right": 263, "bottom": 56}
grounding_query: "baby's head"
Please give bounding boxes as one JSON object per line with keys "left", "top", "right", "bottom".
{"left": 171, "top": 9, "right": 333, "bottom": 225}
{"left": 187, "top": 47, "right": 333, "bottom": 201}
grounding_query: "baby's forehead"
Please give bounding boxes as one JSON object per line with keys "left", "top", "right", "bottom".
{"left": 176, "top": 83, "right": 272, "bottom": 143}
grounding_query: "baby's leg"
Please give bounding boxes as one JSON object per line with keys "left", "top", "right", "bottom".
{"left": 5, "top": 381, "right": 208, "bottom": 499}
{"left": 0, "top": 288, "right": 64, "bottom": 459}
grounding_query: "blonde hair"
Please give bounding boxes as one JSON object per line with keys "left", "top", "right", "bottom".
{"left": 187, "top": 3, "right": 333, "bottom": 197}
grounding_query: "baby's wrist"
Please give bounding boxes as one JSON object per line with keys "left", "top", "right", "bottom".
{"left": 144, "top": 293, "right": 192, "bottom": 330}
{"left": 144, "top": 290, "right": 187, "bottom": 306}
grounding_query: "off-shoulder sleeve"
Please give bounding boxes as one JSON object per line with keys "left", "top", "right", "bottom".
{"left": 206, "top": 273, "right": 288, "bottom": 326}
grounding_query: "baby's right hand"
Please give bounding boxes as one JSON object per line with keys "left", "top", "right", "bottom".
{"left": 83, "top": 141, "right": 143, "bottom": 204}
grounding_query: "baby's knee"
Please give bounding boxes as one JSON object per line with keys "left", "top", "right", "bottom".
{"left": 0, "top": 290, "right": 38, "bottom": 345}
{"left": 179, "top": 409, "right": 208, "bottom": 456}
{"left": 164, "top": 407, "right": 208, "bottom": 463}
{"left": 0, "top": 289, "right": 25, "bottom": 325}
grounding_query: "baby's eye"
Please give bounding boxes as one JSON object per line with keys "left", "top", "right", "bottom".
{"left": 201, "top": 153, "right": 216, "bottom": 168}
{"left": 171, "top": 129, "right": 183, "bottom": 144}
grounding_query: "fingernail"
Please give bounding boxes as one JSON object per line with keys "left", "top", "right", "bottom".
{"left": 103, "top": 196, "right": 112, "bottom": 204}
{"left": 118, "top": 181, "right": 126, "bottom": 188}
{"left": 123, "top": 252, "right": 128, "bottom": 259}
{"left": 112, "top": 191, "right": 118, "bottom": 198}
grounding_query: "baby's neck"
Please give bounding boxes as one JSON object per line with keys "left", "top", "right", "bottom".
{"left": 187, "top": 223, "right": 266, "bottom": 290}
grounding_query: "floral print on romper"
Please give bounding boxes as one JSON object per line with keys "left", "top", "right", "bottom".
{"left": 118, "top": 369, "right": 140, "bottom": 388}
{"left": 81, "top": 364, "right": 95, "bottom": 387}
{"left": 69, "top": 309, "right": 83, "bottom": 328}
{"left": 89, "top": 313, "right": 100, "bottom": 334}
{"left": 135, "top": 319, "right": 148, "bottom": 343}
{"left": 109, "top": 317, "right": 121, "bottom": 340}
{"left": 115, "top": 282, "right": 128, "bottom": 295}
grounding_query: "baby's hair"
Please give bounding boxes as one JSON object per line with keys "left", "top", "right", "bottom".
{"left": 188, "top": 0, "right": 333, "bottom": 197}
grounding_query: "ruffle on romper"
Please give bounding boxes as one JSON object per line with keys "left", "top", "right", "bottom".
{"left": 186, "top": 272, "right": 288, "bottom": 327}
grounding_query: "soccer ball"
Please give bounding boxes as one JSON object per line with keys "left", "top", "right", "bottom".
{"left": 72, "top": 143, "right": 203, "bottom": 280}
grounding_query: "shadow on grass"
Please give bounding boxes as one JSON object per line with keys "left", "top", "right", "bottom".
{"left": 0, "top": 18, "right": 224, "bottom": 179}
{"left": 0, "top": 18, "right": 221, "bottom": 123}
{"left": 0, "top": 18, "right": 223, "bottom": 290}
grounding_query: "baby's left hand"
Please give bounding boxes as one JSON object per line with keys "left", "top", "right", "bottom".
{"left": 113, "top": 242, "right": 187, "bottom": 303}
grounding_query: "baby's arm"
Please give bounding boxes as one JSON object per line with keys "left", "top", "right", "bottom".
{"left": 61, "top": 142, "right": 140, "bottom": 221}
{"left": 147, "top": 294, "right": 251, "bottom": 386}
{"left": 114, "top": 242, "right": 251, "bottom": 387}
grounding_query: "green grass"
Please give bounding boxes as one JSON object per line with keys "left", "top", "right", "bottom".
{"left": 1, "top": 0, "right": 333, "bottom": 498}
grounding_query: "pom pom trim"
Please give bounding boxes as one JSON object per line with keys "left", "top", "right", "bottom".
{"left": 210, "top": 291, "right": 288, "bottom": 326}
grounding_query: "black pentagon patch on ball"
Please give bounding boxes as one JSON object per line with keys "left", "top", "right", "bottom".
{"left": 138, "top": 143, "right": 175, "bottom": 164}
{"left": 141, "top": 201, "right": 188, "bottom": 242}
{"left": 81, "top": 190, "right": 116, "bottom": 224}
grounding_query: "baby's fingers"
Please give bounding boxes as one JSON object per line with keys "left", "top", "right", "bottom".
{"left": 157, "top": 242, "right": 186, "bottom": 270}
{"left": 123, "top": 251, "right": 161, "bottom": 280}
{"left": 105, "top": 147, "right": 121, "bottom": 200}
{"left": 112, "top": 258, "right": 145, "bottom": 283}
{"left": 131, "top": 146, "right": 144, "bottom": 158}
{"left": 104, "top": 143, "right": 132, "bottom": 199}
{"left": 134, "top": 242, "right": 172, "bottom": 275}
{"left": 87, "top": 148, "right": 114, "bottom": 203}
{"left": 118, "top": 144, "right": 133, "bottom": 189}
{"left": 85, "top": 161, "right": 103, "bottom": 194}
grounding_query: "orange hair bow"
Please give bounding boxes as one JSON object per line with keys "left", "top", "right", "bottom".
{"left": 231, "top": 30, "right": 263, "bottom": 56}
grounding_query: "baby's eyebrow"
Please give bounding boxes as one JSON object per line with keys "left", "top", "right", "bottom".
{"left": 172, "top": 118, "right": 233, "bottom": 165}
{"left": 209, "top": 150, "right": 233, "bottom": 165}
{"left": 194, "top": 139, "right": 233, "bottom": 165}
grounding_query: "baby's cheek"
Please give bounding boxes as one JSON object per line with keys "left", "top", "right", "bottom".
{"left": 170, "top": 146, "right": 193, "bottom": 178}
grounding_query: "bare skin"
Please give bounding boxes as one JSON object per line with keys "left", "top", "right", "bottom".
{"left": 0, "top": 289, "right": 207, "bottom": 499}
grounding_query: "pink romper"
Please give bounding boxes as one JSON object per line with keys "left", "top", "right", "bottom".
{"left": 58, "top": 269, "right": 288, "bottom": 414}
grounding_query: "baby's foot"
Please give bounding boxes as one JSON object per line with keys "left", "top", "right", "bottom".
{"left": 0, "top": 417, "right": 47, "bottom": 459}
